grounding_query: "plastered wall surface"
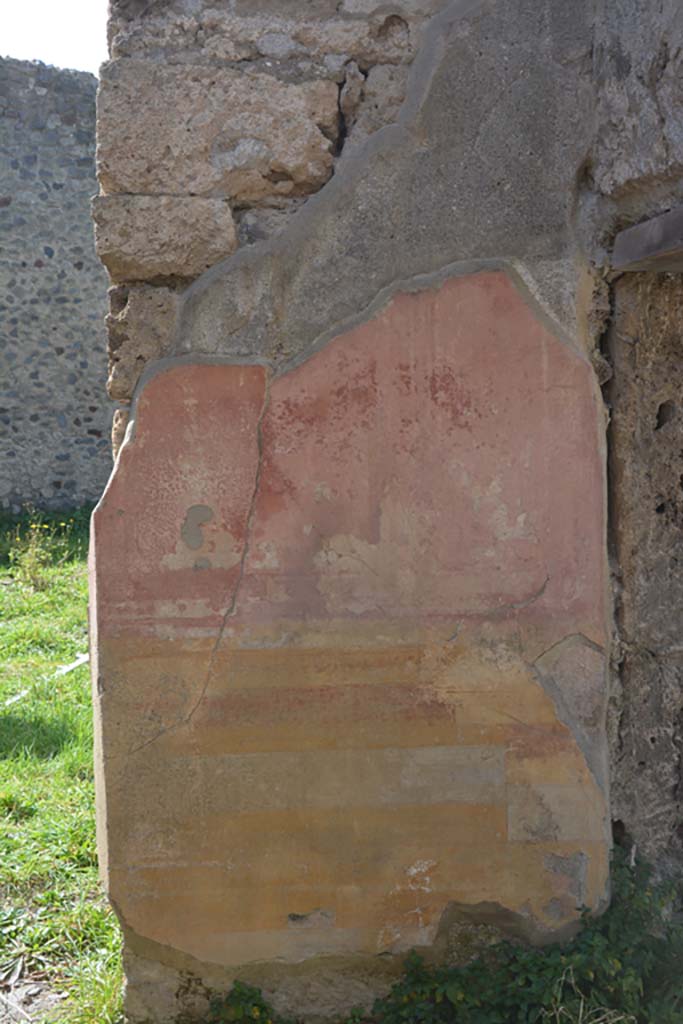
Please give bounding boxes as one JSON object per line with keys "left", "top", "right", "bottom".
{"left": 91, "top": 0, "right": 683, "bottom": 1020}
{"left": 92, "top": 270, "right": 610, "bottom": 1021}
{"left": 0, "top": 58, "right": 112, "bottom": 509}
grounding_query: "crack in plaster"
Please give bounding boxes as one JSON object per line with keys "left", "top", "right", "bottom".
{"left": 126, "top": 373, "right": 271, "bottom": 756}
{"left": 533, "top": 631, "right": 605, "bottom": 663}
{"left": 482, "top": 574, "right": 550, "bottom": 620}
{"left": 531, "top": 632, "right": 609, "bottom": 796}
{"left": 185, "top": 371, "right": 272, "bottom": 726}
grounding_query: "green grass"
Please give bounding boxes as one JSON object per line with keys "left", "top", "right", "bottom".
{"left": 0, "top": 507, "right": 123, "bottom": 1023}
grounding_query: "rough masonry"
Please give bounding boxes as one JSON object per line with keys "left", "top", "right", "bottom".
{"left": 90, "top": 0, "right": 683, "bottom": 1020}
{"left": 93, "top": 0, "right": 450, "bottom": 447}
{"left": 606, "top": 272, "right": 683, "bottom": 873}
{"left": 0, "top": 58, "right": 112, "bottom": 509}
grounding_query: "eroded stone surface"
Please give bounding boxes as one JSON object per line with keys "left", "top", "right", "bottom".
{"left": 97, "top": 60, "right": 339, "bottom": 201}
{"left": 92, "top": 195, "right": 237, "bottom": 282}
{"left": 107, "top": 1, "right": 442, "bottom": 68}
{"left": 111, "top": 406, "right": 129, "bottom": 460}
{"left": 106, "top": 285, "right": 179, "bottom": 401}
{"left": 606, "top": 273, "right": 683, "bottom": 866}
{"left": 91, "top": 271, "right": 609, "bottom": 1020}
{"left": 342, "top": 64, "right": 409, "bottom": 157}
{"left": 592, "top": 1, "right": 683, "bottom": 201}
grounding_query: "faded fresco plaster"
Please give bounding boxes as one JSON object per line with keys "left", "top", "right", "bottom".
{"left": 91, "top": 270, "right": 610, "bottom": 1020}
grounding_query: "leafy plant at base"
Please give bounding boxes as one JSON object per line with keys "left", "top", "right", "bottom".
{"left": 207, "top": 980, "right": 294, "bottom": 1024}
{"left": 358, "top": 852, "right": 682, "bottom": 1024}
{"left": 208, "top": 852, "right": 682, "bottom": 1024}
{"left": 541, "top": 968, "right": 635, "bottom": 1023}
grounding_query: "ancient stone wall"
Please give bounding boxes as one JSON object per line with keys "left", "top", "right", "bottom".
{"left": 587, "top": 0, "right": 683, "bottom": 874}
{"left": 95, "top": 0, "right": 449, "bottom": 443}
{"left": 91, "top": 1, "right": 683, "bottom": 1021}
{"left": 606, "top": 273, "right": 683, "bottom": 873}
{"left": 0, "top": 58, "right": 112, "bottom": 510}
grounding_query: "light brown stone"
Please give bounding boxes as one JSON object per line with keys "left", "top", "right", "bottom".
{"left": 92, "top": 195, "right": 237, "bottom": 282}
{"left": 97, "top": 60, "right": 339, "bottom": 201}
{"left": 108, "top": 5, "right": 441, "bottom": 67}
{"left": 106, "top": 285, "right": 179, "bottom": 401}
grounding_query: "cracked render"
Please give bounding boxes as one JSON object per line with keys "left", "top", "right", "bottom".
{"left": 90, "top": 0, "right": 683, "bottom": 1020}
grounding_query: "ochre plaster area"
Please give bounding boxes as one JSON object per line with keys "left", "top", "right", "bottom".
{"left": 90, "top": 271, "right": 610, "bottom": 1011}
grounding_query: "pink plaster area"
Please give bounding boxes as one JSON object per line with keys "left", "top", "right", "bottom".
{"left": 91, "top": 270, "right": 610, "bottom": 959}
{"left": 95, "top": 270, "right": 606, "bottom": 643}
{"left": 239, "top": 271, "right": 606, "bottom": 641}
{"left": 94, "top": 362, "right": 266, "bottom": 634}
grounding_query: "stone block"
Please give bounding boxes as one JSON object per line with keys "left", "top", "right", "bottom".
{"left": 97, "top": 60, "right": 339, "bottom": 201}
{"left": 592, "top": 0, "right": 683, "bottom": 197}
{"left": 91, "top": 271, "right": 610, "bottom": 1021}
{"left": 108, "top": 4, "right": 439, "bottom": 67}
{"left": 92, "top": 195, "right": 237, "bottom": 282}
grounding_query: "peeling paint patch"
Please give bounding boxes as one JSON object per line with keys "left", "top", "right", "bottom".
{"left": 180, "top": 505, "right": 214, "bottom": 551}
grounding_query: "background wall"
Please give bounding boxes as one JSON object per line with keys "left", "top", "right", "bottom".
{"left": 0, "top": 57, "right": 112, "bottom": 511}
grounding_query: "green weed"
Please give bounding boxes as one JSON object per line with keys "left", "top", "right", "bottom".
{"left": 0, "top": 506, "right": 123, "bottom": 1023}
{"left": 1, "top": 507, "right": 90, "bottom": 592}
{"left": 541, "top": 969, "right": 636, "bottom": 1022}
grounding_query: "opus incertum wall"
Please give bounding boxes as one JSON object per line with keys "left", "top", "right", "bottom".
{"left": 0, "top": 58, "right": 112, "bottom": 509}
{"left": 86, "top": 0, "right": 648, "bottom": 1019}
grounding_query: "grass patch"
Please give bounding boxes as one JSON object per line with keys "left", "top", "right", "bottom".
{"left": 0, "top": 507, "right": 123, "bottom": 1023}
